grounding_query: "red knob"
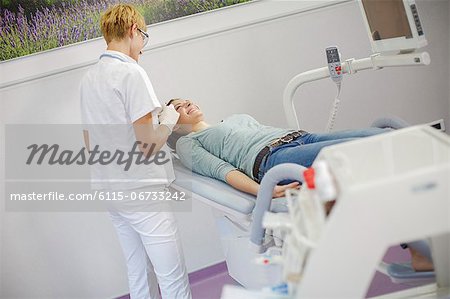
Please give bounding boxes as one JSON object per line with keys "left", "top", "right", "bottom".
{"left": 303, "top": 168, "right": 315, "bottom": 189}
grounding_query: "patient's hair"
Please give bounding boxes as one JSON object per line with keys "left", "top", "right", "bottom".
{"left": 166, "top": 98, "right": 186, "bottom": 151}
{"left": 100, "top": 4, "right": 146, "bottom": 44}
{"left": 166, "top": 98, "right": 178, "bottom": 106}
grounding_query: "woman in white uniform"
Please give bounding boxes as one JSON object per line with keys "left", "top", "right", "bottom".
{"left": 80, "top": 4, "right": 191, "bottom": 299}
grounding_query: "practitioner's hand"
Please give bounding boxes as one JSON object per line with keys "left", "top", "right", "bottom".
{"left": 272, "top": 182, "right": 300, "bottom": 198}
{"left": 158, "top": 104, "right": 180, "bottom": 133}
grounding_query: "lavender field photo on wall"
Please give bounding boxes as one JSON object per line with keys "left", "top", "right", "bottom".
{"left": 0, "top": 0, "right": 251, "bottom": 61}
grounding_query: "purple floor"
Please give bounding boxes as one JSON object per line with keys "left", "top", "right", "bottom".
{"left": 116, "top": 246, "right": 423, "bottom": 299}
{"left": 366, "top": 246, "right": 415, "bottom": 297}
{"left": 115, "top": 262, "right": 239, "bottom": 299}
{"left": 189, "top": 262, "right": 239, "bottom": 299}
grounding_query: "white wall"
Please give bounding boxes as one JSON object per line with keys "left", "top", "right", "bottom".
{"left": 1, "top": 0, "right": 449, "bottom": 298}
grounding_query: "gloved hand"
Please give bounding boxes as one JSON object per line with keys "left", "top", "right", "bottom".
{"left": 158, "top": 104, "right": 180, "bottom": 133}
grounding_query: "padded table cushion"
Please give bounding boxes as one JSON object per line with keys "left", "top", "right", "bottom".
{"left": 172, "top": 159, "right": 288, "bottom": 214}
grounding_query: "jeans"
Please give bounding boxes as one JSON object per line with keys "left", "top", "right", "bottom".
{"left": 258, "top": 127, "right": 390, "bottom": 183}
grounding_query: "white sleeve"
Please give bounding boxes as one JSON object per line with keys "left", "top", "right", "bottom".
{"left": 124, "top": 65, "right": 162, "bottom": 123}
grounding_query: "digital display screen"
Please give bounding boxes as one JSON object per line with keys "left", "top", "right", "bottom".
{"left": 362, "top": 0, "right": 413, "bottom": 41}
{"left": 326, "top": 49, "right": 339, "bottom": 63}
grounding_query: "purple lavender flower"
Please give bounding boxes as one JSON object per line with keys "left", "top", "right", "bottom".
{"left": 0, "top": 0, "right": 252, "bottom": 61}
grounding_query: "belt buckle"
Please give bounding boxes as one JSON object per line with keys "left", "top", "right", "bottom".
{"left": 280, "top": 135, "right": 293, "bottom": 143}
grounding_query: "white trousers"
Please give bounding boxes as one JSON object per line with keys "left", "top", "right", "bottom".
{"left": 107, "top": 186, "right": 191, "bottom": 299}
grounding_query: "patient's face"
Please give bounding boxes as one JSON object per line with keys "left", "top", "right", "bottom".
{"left": 171, "top": 99, "right": 204, "bottom": 128}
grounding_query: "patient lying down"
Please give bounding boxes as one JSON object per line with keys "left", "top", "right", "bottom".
{"left": 165, "top": 98, "right": 433, "bottom": 272}
{"left": 166, "top": 98, "right": 387, "bottom": 196}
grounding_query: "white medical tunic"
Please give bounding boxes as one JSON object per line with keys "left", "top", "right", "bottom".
{"left": 80, "top": 50, "right": 175, "bottom": 190}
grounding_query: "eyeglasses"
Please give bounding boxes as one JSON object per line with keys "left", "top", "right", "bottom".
{"left": 137, "top": 28, "right": 149, "bottom": 48}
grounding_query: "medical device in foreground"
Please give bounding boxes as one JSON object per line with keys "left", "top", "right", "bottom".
{"left": 293, "top": 125, "right": 449, "bottom": 298}
{"left": 222, "top": 125, "right": 450, "bottom": 299}
{"left": 285, "top": 0, "right": 430, "bottom": 130}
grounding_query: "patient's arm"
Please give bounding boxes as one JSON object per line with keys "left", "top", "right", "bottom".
{"left": 225, "top": 170, "right": 299, "bottom": 198}
{"left": 225, "top": 170, "right": 259, "bottom": 196}
{"left": 273, "top": 182, "right": 300, "bottom": 197}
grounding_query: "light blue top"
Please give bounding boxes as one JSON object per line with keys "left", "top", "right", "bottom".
{"left": 176, "top": 114, "right": 293, "bottom": 182}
